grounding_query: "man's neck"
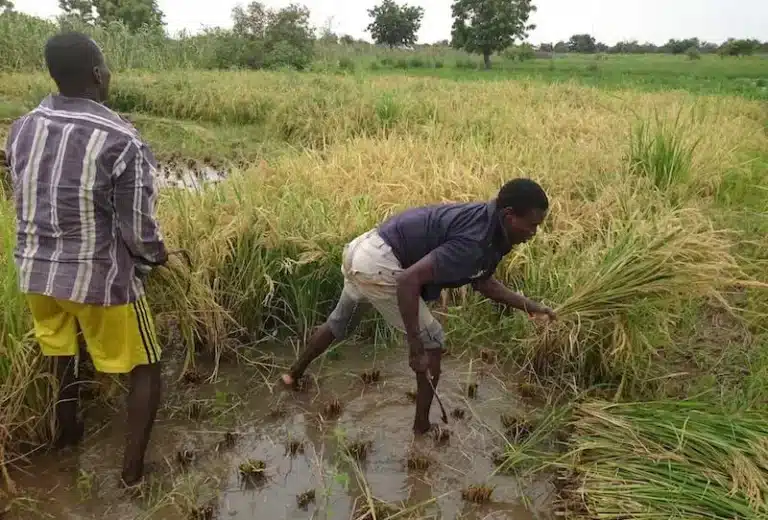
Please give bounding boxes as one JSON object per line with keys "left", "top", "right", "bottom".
{"left": 57, "top": 90, "right": 101, "bottom": 104}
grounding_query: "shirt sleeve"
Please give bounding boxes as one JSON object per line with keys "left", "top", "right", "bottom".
{"left": 3, "top": 120, "right": 18, "bottom": 178}
{"left": 430, "top": 238, "right": 485, "bottom": 285}
{"left": 113, "top": 140, "right": 168, "bottom": 266}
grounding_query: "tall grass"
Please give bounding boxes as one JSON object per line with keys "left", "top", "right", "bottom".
{"left": 628, "top": 109, "right": 702, "bottom": 194}
{"left": 562, "top": 400, "right": 768, "bottom": 519}
{"left": 0, "top": 185, "right": 53, "bottom": 492}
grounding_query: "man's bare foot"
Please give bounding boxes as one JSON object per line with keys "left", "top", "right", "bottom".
{"left": 413, "top": 420, "right": 433, "bottom": 436}
{"left": 53, "top": 421, "right": 85, "bottom": 450}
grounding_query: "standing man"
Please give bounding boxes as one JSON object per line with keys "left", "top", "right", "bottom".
{"left": 4, "top": 32, "right": 167, "bottom": 486}
{"left": 281, "top": 179, "right": 557, "bottom": 434}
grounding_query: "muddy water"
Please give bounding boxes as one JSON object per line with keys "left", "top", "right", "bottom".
{"left": 155, "top": 166, "right": 226, "bottom": 190}
{"left": 4, "top": 346, "right": 555, "bottom": 520}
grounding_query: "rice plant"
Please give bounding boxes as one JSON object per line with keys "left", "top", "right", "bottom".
{"left": 628, "top": 110, "right": 701, "bottom": 193}
{"left": 562, "top": 400, "right": 768, "bottom": 519}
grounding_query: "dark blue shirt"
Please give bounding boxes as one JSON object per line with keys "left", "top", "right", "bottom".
{"left": 377, "top": 200, "right": 513, "bottom": 301}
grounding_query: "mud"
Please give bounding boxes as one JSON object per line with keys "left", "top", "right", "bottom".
{"left": 155, "top": 165, "right": 226, "bottom": 190}
{"left": 3, "top": 345, "right": 556, "bottom": 520}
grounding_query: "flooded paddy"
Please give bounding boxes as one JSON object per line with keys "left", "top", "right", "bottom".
{"left": 2, "top": 345, "right": 557, "bottom": 520}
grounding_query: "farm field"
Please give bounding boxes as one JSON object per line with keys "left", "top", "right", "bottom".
{"left": 1, "top": 53, "right": 768, "bottom": 519}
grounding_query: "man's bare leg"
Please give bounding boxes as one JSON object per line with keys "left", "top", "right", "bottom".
{"left": 52, "top": 356, "right": 83, "bottom": 448}
{"left": 413, "top": 350, "right": 442, "bottom": 435}
{"left": 281, "top": 323, "right": 336, "bottom": 387}
{"left": 121, "top": 363, "right": 162, "bottom": 486}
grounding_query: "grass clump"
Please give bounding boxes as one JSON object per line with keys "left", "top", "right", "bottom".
{"left": 296, "top": 489, "right": 316, "bottom": 510}
{"left": 346, "top": 439, "right": 373, "bottom": 461}
{"left": 322, "top": 397, "right": 343, "bottom": 419}
{"left": 406, "top": 453, "right": 433, "bottom": 470}
{"left": 284, "top": 438, "right": 305, "bottom": 456}
{"left": 562, "top": 400, "right": 768, "bottom": 519}
{"left": 628, "top": 111, "right": 701, "bottom": 193}
{"left": 238, "top": 459, "right": 267, "bottom": 487}
{"left": 461, "top": 484, "right": 494, "bottom": 504}
{"left": 360, "top": 370, "right": 381, "bottom": 385}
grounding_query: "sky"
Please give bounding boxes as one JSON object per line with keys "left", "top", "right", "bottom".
{"left": 12, "top": 0, "right": 768, "bottom": 45}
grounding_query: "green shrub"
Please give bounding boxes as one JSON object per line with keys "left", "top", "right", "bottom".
{"left": 409, "top": 56, "right": 425, "bottom": 68}
{"left": 455, "top": 58, "right": 477, "bottom": 69}
{"left": 338, "top": 57, "right": 355, "bottom": 71}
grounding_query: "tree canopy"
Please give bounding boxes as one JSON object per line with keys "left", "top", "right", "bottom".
{"left": 451, "top": 0, "right": 536, "bottom": 69}
{"left": 366, "top": 0, "right": 424, "bottom": 48}
{"left": 58, "top": 0, "right": 164, "bottom": 32}
{"left": 231, "top": 2, "right": 314, "bottom": 70}
{"left": 567, "top": 34, "right": 596, "bottom": 53}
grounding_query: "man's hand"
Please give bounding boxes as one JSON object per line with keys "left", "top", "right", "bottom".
{"left": 528, "top": 302, "right": 557, "bottom": 322}
{"left": 473, "top": 278, "right": 557, "bottom": 321}
{"left": 408, "top": 337, "right": 428, "bottom": 373}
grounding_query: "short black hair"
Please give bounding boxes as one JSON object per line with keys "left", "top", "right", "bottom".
{"left": 497, "top": 178, "right": 549, "bottom": 216}
{"left": 44, "top": 32, "right": 104, "bottom": 90}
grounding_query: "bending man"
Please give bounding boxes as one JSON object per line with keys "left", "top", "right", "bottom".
{"left": 281, "top": 178, "right": 556, "bottom": 434}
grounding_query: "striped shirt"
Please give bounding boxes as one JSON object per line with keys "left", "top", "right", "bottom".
{"left": 4, "top": 94, "right": 167, "bottom": 306}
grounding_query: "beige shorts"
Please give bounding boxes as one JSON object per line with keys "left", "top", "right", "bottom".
{"left": 326, "top": 229, "right": 444, "bottom": 350}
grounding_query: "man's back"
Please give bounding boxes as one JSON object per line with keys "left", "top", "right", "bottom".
{"left": 5, "top": 94, "right": 165, "bottom": 306}
{"left": 377, "top": 201, "right": 513, "bottom": 301}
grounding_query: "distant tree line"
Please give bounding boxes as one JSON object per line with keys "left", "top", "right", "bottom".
{"left": 1, "top": 0, "right": 766, "bottom": 73}
{"left": 542, "top": 34, "right": 767, "bottom": 57}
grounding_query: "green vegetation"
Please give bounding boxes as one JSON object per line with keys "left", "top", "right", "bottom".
{"left": 563, "top": 401, "right": 768, "bottom": 518}
{"left": 366, "top": 0, "right": 424, "bottom": 49}
{"left": 451, "top": 0, "right": 536, "bottom": 69}
{"left": 1, "top": 65, "right": 767, "bottom": 517}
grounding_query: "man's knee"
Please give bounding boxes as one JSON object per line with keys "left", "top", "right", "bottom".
{"left": 326, "top": 292, "right": 367, "bottom": 341}
{"left": 418, "top": 320, "right": 445, "bottom": 352}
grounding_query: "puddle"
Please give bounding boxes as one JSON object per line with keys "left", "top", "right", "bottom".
{"left": 155, "top": 165, "right": 227, "bottom": 190}
{"left": 3, "top": 346, "right": 556, "bottom": 520}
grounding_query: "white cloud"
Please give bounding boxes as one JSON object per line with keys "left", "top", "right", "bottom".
{"left": 13, "top": 0, "right": 768, "bottom": 45}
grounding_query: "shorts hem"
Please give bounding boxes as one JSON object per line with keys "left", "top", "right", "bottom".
{"left": 40, "top": 348, "right": 78, "bottom": 357}
{"left": 90, "top": 359, "right": 159, "bottom": 374}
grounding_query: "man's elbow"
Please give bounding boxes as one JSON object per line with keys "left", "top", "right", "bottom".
{"left": 472, "top": 277, "right": 492, "bottom": 293}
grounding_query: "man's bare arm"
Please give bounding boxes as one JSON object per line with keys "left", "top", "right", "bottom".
{"left": 473, "top": 277, "right": 556, "bottom": 319}
{"left": 396, "top": 254, "right": 436, "bottom": 354}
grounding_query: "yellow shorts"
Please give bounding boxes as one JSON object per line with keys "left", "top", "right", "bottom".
{"left": 25, "top": 294, "right": 161, "bottom": 374}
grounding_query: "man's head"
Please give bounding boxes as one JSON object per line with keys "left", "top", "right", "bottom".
{"left": 44, "top": 32, "right": 111, "bottom": 103}
{"left": 496, "top": 178, "right": 549, "bottom": 245}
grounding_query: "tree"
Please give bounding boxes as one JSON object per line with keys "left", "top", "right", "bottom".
{"left": 59, "top": 0, "right": 164, "bottom": 32}
{"left": 263, "top": 3, "right": 314, "bottom": 69}
{"left": 553, "top": 40, "right": 567, "bottom": 53}
{"left": 686, "top": 46, "right": 701, "bottom": 60}
{"left": 59, "top": 0, "right": 95, "bottom": 22}
{"left": 231, "top": 2, "right": 314, "bottom": 70}
{"left": 567, "top": 34, "right": 596, "bottom": 53}
{"left": 317, "top": 16, "right": 338, "bottom": 44}
{"left": 366, "top": 0, "right": 424, "bottom": 48}
{"left": 663, "top": 38, "right": 699, "bottom": 54}
{"left": 0, "top": 0, "right": 14, "bottom": 13}
{"left": 719, "top": 38, "right": 759, "bottom": 57}
{"left": 451, "top": 0, "right": 536, "bottom": 69}
{"left": 232, "top": 1, "right": 267, "bottom": 38}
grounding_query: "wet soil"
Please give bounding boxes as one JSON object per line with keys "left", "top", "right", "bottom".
{"left": 2, "top": 345, "right": 556, "bottom": 520}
